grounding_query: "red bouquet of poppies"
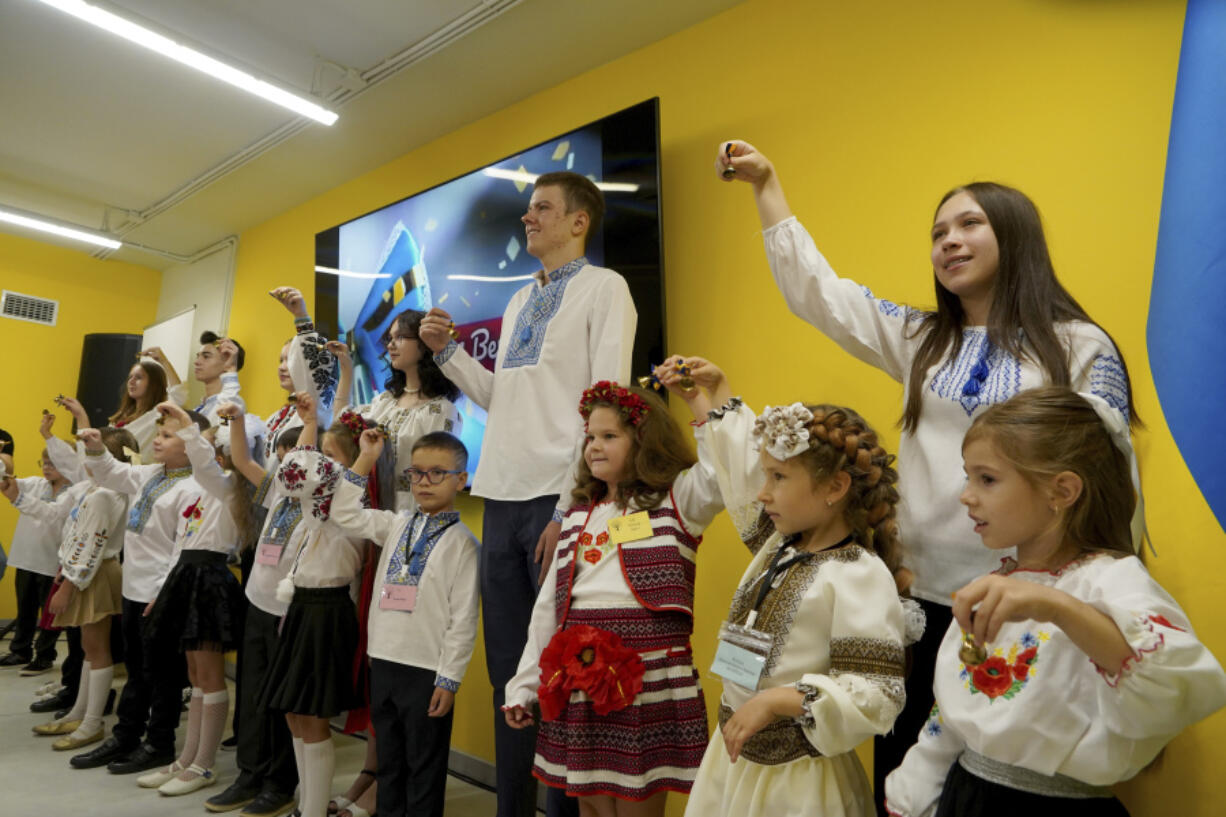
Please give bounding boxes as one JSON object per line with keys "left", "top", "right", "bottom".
{"left": 537, "top": 625, "right": 645, "bottom": 720}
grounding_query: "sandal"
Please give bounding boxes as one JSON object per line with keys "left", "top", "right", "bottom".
{"left": 328, "top": 769, "right": 377, "bottom": 815}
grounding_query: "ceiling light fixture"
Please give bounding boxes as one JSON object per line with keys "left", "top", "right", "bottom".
{"left": 482, "top": 168, "right": 639, "bottom": 193}
{"left": 0, "top": 206, "right": 122, "bottom": 249}
{"left": 35, "top": 0, "right": 339, "bottom": 126}
{"left": 314, "top": 266, "right": 390, "bottom": 280}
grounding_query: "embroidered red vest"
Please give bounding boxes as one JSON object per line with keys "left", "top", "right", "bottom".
{"left": 553, "top": 489, "right": 701, "bottom": 630}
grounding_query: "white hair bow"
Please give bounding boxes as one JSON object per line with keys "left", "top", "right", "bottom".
{"left": 1078, "top": 392, "right": 1152, "bottom": 555}
{"left": 752, "top": 403, "right": 815, "bottom": 461}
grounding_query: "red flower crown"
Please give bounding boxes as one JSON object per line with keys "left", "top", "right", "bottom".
{"left": 579, "top": 381, "right": 650, "bottom": 427}
{"left": 336, "top": 410, "right": 370, "bottom": 443}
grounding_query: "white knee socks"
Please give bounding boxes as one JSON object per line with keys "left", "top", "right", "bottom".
{"left": 301, "top": 739, "right": 335, "bottom": 817}
{"left": 75, "top": 664, "right": 113, "bottom": 735}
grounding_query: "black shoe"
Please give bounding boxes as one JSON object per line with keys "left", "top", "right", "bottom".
{"left": 239, "top": 790, "right": 296, "bottom": 817}
{"left": 102, "top": 688, "right": 117, "bottom": 716}
{"left": 70, "top": 735, "right": 136, "bottom": 769}
{"left": 220, "top": 734, "right": 238, "bottom": 751}
{"left": 205, "top": 779, "right": 261, "bottom": 813}
{"left": 19, "top": 658, "right": 54, "bottom": 676}
{"left": 0, "top": 652, "right": 31, "bottom": 667}
{"left": 106, "top": 743, "right": 176, "bottom": 774}
{"left": 30, "top": 688, "right": 74, "bottom": 713}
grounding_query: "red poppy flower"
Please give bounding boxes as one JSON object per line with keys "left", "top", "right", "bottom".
{"left": 1011, "top": 646, "right": 1037, "bottom": 681}
{"left": 583, "top": 549, "right": 602, "bottom": 565}
{"left": 578, "top": 532, "right": 593, "bottom": 547}
{"left": 972, "top": 656, "right": 1014, "bottom": 698}
{"left": 537, "top": 625, "right": 645, "bottom": 720}
{"left": 596, "top": 532, "right": 609, "bottom": 547}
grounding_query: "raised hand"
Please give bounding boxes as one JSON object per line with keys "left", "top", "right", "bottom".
{"left": 269, "top": 286, "right": 309, "bottom": 319}
{"left": 0, "top": 475, "right": 17, "bottom": 502}
{"left": 419, "top": 307, "right": 455, "bottom": 354}
{"left": 39, "top": 410, "right": 55, "bottom": 439}
{"left": 156, "top": 401, "right": 191, "bottom": 429}
{"left": 325, "top": 340, "right": 352, "bottom": 370}
{"left": 715, "top": 140, "right": 773, "bottom": 184}
{"left": 216, "top": 339, "right": 240, "bottom": 371}
{"left": 77, "top": 427, "right": 104, "bottom": 453}
{"left": 216, "top": 402, "right": 243, "bottom": 421}
{"left": 295, "top": 392, "right": 318, "bottom": 424}
{"left": 358, "top": 428, "right": 385, "bottom": 457}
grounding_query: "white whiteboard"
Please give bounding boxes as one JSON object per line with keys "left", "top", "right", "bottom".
{"left": 141, "top": 307, "right": 196, "bottom": 384}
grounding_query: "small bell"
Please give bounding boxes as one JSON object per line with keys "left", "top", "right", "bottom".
{"left": 448, "top": 321, "right": 459, "bottom": 340}
{"left": 958, "top": 631, "right": 987, "bottom": 666}
{"left": 676, "top": 363, "right": 696, "bottom": 392}
{"left": 637, "top": 373, "right": 662, "bottom": 391}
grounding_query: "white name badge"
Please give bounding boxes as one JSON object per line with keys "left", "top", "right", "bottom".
{"left": 710, "top": 621, "right": 773, "bottom": 691}
{"left": 256, "top": 543, "right": 284, "bottom": 566}
{"left": 379, "top": 584, "right": 418, "bottom": 612}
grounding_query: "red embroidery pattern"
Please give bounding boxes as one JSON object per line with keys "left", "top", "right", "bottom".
{"left": 961, "top": 630, "right": 1047, "bottom": 701}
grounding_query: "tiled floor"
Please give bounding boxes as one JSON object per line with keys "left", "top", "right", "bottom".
{"left": 0, "top": 634, "right": 497, "bottom": 816}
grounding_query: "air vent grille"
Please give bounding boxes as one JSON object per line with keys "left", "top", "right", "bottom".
{"left": 1, "top": 290, "right": 59, "bottom": 326}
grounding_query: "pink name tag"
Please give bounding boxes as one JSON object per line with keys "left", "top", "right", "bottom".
{"left": 380, "top": 584, "right": 418, "bottom": 612}
{"left": 256, "top": 543, "right": 284, "bottom": 566}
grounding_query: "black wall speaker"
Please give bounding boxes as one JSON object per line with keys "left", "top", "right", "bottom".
{"left": 77, "top": 333, "right": 142, "bottom": 429}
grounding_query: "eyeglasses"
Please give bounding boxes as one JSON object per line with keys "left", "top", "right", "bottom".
{"left": 384, "top": 334, "right": 419, "bottom": 347}
{"left": 404, "top": 467, "right": 462, "bottom": 485}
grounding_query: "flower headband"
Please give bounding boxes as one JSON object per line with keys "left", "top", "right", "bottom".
{"left": 335, "top": 410, "right": 371, "bottom": 444}
{"left": 579, "top": 381, "right": 651, "bottom": 427}
{"left": 752, "top": 403, "right": 815, "bottom": 461}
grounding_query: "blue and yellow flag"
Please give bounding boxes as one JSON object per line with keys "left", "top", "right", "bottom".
{"left": 1148, "top": 0, "right": 1226, "bottom": 533}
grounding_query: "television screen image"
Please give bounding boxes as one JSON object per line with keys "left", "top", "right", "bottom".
{"left": 315, "top": 99, "right": 664, "bottom": 485}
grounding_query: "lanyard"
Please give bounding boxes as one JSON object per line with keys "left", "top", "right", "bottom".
{"left": 745, "top": 532, "right": 855, "bottom": 628}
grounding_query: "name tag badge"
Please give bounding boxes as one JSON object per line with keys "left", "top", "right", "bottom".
{"left": 608, "top": 511, "right": 652, "bottom": 545}
{"left": 379, "top": 584, "right": 418, "bottom": 612}
{"left": 255, "top": 543, "right": 284, "bottom": 566}
{"left": 710, "top": 621, "right": 773, "bottom": 691}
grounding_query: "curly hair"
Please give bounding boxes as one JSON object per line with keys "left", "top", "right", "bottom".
{"left": 382, "top": 310, "right": 461, "bottom": 402}
{"left": 570, "top": 386, "right": 695, "bottom": 511}
{"left": 792, "top": 405, "right": 902, "bottom": 575}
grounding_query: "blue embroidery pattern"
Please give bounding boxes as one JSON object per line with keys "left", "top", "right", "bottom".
{"left": 434, "top": 339, "right": 458, "bottom": 366}
{"left": 1089, "top": 353, "right": 1130, "bottom": 421}
{"left": 502, "top": 257, "right": 587, "bottom": 370}
{"left": 342, "top": 469, "right": 368, "bottom": 488}
{"left": 435, "top": 675, "right": 460, "bottom": 692}
{"left": 859, "top": 284, "right": 908, "bottom": 319}
{"left": 385, "top": 510, "right": 461, "bottom": 589}
{"left": 923, "top": 703, "right": 943, "bottom": 738}
{"left": 262, "top": 497, "right": 304, "bottom": 546}
{"left": 127, "top": 466, "right": 192, "bottom": 534}
{"left": 928, "top": 330, "right": 1021, "bottom": 415}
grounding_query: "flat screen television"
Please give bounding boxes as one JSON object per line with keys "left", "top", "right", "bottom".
{"left": 314, "top": 98, "right": 664, "bottom": 486}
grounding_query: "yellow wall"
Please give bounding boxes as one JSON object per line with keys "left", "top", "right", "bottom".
{"left": 227, "top": 0, "right": 1224, "bottom": 813}
{"left": 0, "top": 232, "right": 162, "bottom": 618}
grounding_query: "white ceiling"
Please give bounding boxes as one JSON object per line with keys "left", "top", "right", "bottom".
{"left": 0, "top": 0, "right": 742, "bottom": 268}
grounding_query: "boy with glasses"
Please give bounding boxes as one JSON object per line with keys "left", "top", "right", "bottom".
{"left": 332, "top": 430, "right": 479, "bottom": 817}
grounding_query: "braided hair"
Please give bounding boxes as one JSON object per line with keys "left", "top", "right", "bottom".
{"left": 795, "top": 405, "right": 902, "bottom": 575}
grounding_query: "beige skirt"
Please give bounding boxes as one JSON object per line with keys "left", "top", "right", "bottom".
{"left": 53, "top": 559, "right": 123, "bottom": 627}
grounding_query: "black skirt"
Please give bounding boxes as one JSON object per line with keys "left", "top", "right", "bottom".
{"left": 936, "top": 757, "right": 1130, "bottom": 817}
{"left": 146, "top": 550, "right": 244, "bottom": 653}
{"left": 259, "top": 585, "right": 360, "bottom": 718}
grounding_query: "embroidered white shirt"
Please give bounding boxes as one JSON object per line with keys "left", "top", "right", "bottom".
{"left": 7, "top": 477, "right": 75, "bottom": 576}
{"left": 435, "top": 261, "right": 636, "bottom": 505}
{"left": 883, "top": 553, "right": 1226, "bottom": 816}
{"left": 764, "top": 217, "right": 1131, "bottom": 603}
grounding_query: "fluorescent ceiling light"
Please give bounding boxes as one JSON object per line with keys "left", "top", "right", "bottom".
{"left": 314, "top": 266, "right": 390, "bottom": 279}
{"left": 0, "top": 207, "right": 122, "bottom": 249}
{"left": 447, "top": 273, "right": 535, "bottom": 282}
{"left": 35, "top": 0, "right": 338, "bottom": 126}
{"left": 483, "top": 168, "right": 639, "bottom": 193}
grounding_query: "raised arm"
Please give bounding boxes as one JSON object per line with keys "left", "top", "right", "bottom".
{"left": 217, "top": 402, "right": 266, "bottom": 487}
{"left": 716, "top": 139, "right": 794, "bottom": 230}
{"left": 272, "top": 286, "right": 339, "bottom": 423}
{"left": 80, "top": 428, "right": 154, "bottom": 496}
{"left": 142, "top": 346, "right": 182, "bottom": 387}
{"left": 163, "top": 403, "right": 232, "bottom": 499}
{"left": 329, "top": 429, "right": 399, "bottom": 542}
{"left": 422, "top": 307, "right": 494, "bottom": 409}
{"left": 326, "top": 340, "right": 354, "bottom": 414}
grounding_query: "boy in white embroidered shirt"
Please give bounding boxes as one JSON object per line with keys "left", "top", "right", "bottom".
{"left": 331, "top": 429, "right": 479, "bottom": 817}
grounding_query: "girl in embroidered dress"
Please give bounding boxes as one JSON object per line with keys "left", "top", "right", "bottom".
{"left": 504, "top": 380, "right": 723, "bottom": 817}
{"left": 715, "top": 142, "right": 1142, "bottom": 811}
{"left": 656, "top": 358, "right": 911, "bottom": 817}
{"left": 334, "top": 309, "right": 461, "bottom": 513}
{"left": 85, "top": 404, "right": 247, "bottom": 796}
{"left": 258, "top": 392, "right": 368, "bottom": 817}
{"left": 3, "top": 428, "right": 135, "bottom": 750}
{"left": 884, "top": 387, "right": 1226, "bottom": 817}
